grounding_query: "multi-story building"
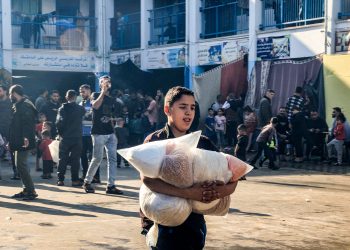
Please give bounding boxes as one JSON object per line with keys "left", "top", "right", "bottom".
{"left": 0, "top": 0, "right": 349, "bottom": 97}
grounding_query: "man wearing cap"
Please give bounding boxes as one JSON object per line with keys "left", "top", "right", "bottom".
{"left": 56, "top": 90, "right": 85, "bottom": 186}
{"left": 83, "top": 76, "right": 123, "bottom": 195}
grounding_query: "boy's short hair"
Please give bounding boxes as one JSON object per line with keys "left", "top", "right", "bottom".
{"left": 333, "top": 107, "right": 342, "bottom": 113}
{"left": 237, "top": 124, "right": 247, "bottom": 131}
{"left": 208, "top": 108, "right": 213, "bottom": 112}
{"left": 336, "top": 113, "right": 346, "bottom": 123}
{"left": 164, "top": 86, "right": 194, "bottom": 107}
{"left": 41, "top": 130, "right": 51, "bottom": 138}
{"left": 271, "top": 117, "right": 279, "bottom": 124}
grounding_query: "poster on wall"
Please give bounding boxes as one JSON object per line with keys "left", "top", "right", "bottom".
{"left": 335, "top": 31, "right": 350, "bottom": 53}
{"left": 145, "top": 46, "right": 186, "bottom": 69}
{"left": 110, "top": 51, "right": 141, "bottom": 67}
{"left": 197, "top": 40, "right": 248, "bottom": 65}
{"left": 257, "top": 35, "right": 290, "bottom": 60}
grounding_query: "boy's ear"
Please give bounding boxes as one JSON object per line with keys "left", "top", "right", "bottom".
{"left": 164, "top": 105, "right": 170, "bottom": 116}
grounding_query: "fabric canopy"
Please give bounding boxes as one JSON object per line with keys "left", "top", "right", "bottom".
{"left": 193, "top": 57, "right": 248, "bottom": 122}
{"left": 246, "top": 56, "right": 324, "bottom": 117}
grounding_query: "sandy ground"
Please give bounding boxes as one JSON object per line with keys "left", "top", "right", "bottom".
{"left": 0, "top": 156, "right": 350, "bottom": 250}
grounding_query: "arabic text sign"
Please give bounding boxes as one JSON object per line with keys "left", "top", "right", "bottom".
{"left": 110, "top": 51, "right": 141, "bottom": 67}
{"left": 257, "top": 36, "right": 290, "bottom": 60}
{"left": 12, "top": 52, "right": 96, "bottom": 72}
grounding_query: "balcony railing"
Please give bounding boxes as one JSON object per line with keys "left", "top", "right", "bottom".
{"left": 110, "top": 12, "right": 140, "bottom": 50}
{"left": 339, "top": 0, "right": 350, "bottom": 19}
{"left": 200, "top": 0, "right": 249, "bottom": 39}
{"left": 12, "top": 13, "right": 97, "bottom": 51}
{"left": 261, "top": 0, "right": 324, "bottom": 30}
{"left": 148, "top": 2, "right": 186, "bottom": 45}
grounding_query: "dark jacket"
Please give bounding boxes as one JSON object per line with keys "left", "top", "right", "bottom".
{"left": 56, "top": 102, "right": 85, "bottom": 139}
{"left": 258, "top": 96, "right": 272, "bottom": 128}
{"left": 291, "top": 112, "right": 307, "bottom": 137}
{"left": 9, "top": 98, "right": 38, "bottom": 151}
{"left": 0, "top": 98, "right": 12, "bottom": 138}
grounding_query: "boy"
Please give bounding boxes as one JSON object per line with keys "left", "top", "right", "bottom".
{"left": 235, "top": 124, "right": 248, "bottom": 181}
{"left": 214, "top": 108, "right": 226, "bottom": 151}
{"left": 249, "top": 117, "right": 279, "bottom": 170}
{"left": 115, "top": 117, "right": 130, "bottom": 168}
{"left": 141, "top": 86, "right": 238, "bottom": 250}
{"left": 38, "top": 130, "right": 53, "bottom": 179}
{"left": 204, "top": 108, "right": 216, "bottom": 144}
{"left": 35, "top": 113, "right": 47, "bottom": 171}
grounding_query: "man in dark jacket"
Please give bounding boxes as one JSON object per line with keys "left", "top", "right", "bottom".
{"left": 9, "top": 85, "right": 38, "bottom": 200}
{"left": 40, "top": 90, "right": 60, "bottom": 138}
{"left": 56, "top": 90, "right": 85, "bottom": 186}
{"left": 258, "top": 89, "right": 275, "bottom": 128}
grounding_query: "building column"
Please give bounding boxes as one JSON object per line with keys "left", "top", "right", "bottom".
{"left": 248, "top": 0, "right": 262, "bottom": 76}
{"left": 186, "top": 0, "right": 201, "bottom": 89}
{"left": 140, "top": 0, "right": 153, "bottom": 70}
{"left": 325, "top": 0, "right": 340, "bottom": 54}
{"left": 1, "top": 0, "right": 12, "bottom": 72}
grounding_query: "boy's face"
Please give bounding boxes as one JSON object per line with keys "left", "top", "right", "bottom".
{"left": 39, "top": 115, "right": 46, "bottom": 122}
{"left": 165, "top": 95, "right": 195, "bottom": 134}
{"left": 43, "top": 123, "right": 51, "bottom": 131}
{"left": 208, "top": 110, "right": 214, "bottom": 116}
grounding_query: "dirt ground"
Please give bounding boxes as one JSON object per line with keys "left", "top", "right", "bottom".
{"left": 0, "top": 156, "right": 350, "bottom": 250}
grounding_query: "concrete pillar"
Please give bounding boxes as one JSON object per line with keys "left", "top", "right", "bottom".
{"left": 325, "top": 0, "right": 340, "bottom": 54}
{"left": 1, "top": 0, "right": 12, "bottom": 71}
{"left": 140, "top": 0, "right": 153, "bottom": 70}
{"left": 186, "top": 0, "right": 201, "bottom": 89}
{"left": 248, "top": 0, "right": 262, "bottom": 76}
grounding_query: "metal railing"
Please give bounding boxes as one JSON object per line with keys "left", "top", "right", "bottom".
{"left": 148, "top": 2, "right": 186, "bottom": 45}
{"left": 200, "top": 0, "right": 249, "bottom": 39}
{"left": 110, "top": 12, "right": 141, "bottom": 50}
{"left": 261, "top": 0, "right": 324, "bottom": 30}
{"left": 11, "top": 13, "right": 97, "bottom": 51}
{"left": 339, "top": 0, "right": 350, "bottom": 19}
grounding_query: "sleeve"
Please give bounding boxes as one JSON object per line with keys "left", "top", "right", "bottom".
{"left": 21, "top": 106, "right": 36, "bottom": 140}
{"left": 55, "top": 107, "right": 65, "bottom": 136}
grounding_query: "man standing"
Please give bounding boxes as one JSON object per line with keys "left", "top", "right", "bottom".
{"left": 35, "top": 88, "right": 48, "bottom": 112}
{"left": 40, "top": 90, "right": 61, "bottom": 138}
{"left": 79, "top": 84, "right": 100, "bottom": 183}
{"left": 8, "top": 85, "right": 38, "bottom": 200}
{"left": 56, "top": 90, "right": 85, "bottom": 186}
{"left": 258, "top": 89, "right": 275, "bottom": 128}
{"left": 286, "top": 86, "right": 304, "bottom": 121}
{"left": 83, "top": 76, "right": 123, "bottom": 195}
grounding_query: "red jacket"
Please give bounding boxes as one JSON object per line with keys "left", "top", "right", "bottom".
{"left": 334, "top": 123, "right": 346, "bottom": 140}
{"left": 39, "top": 138, "right": 53, "bottom": 161}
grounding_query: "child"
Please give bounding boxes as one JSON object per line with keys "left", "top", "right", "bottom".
{"left": 204, "top": 108, "right": 216, "bottom": 144}
{"left": 38, "top": 130, "right": 53, "bottom": 179}
{"left": 141, "top": 86, "right": 238, "bottom": 249}
{"left": 235, "top": 124, "right": 248, "bottom": 162}
{"left": 327, "top": 113, "right": 346, "bottom": 166}
{"left": 35, "top": 113, "right": 47, "bottom": 171}
{"left": 43, "top": 121, "right": 53, "bottom": 137}
{"left": 121, "top": 105, "right": 130, "bottom": 128}
{"left": 249, "top": 117, "right": 279, "bottom": 170}
{"left": 243, "top": 106, "right": 257, "bottom": 152}
{"left": 115, "top": 117, "right": 130, "bottom": 168}
{"left": 214, "top": 108, "right": 226, "bottom": 151}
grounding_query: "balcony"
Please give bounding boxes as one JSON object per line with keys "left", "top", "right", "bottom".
{"left": 339, "top": 0, "right": 350, "bottom": 19}
{"left": 12, "top": 13, "right": 97, "bottom": 51}
{"left": 261, "top": 0, "right": 324, "bottom": 30}
{"left": 148, "top": 2, "right": 185, "bottom": 46}
{"left": 110, "top": 12, "right": 141, "bottom": 51}
{"left": 200, "top": 0, "right": 249, "bottom": 39}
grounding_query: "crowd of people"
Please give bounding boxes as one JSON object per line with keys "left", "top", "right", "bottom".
{"left": 204, "top": 87, "right": 350, "bottom": 171}
{"left": 1, "top": 80, "right": 350, "bottom": 249}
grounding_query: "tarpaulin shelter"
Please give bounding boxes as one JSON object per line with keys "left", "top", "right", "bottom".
{"left": 109, "top": 59, "right": 184, "bottom": 94}
{"left": 323, "top": 54, "right": 350, "bottom": 125}
{"left": 245, "top": 55, "right": 324, "bottom": 118}
{"left": 192, "top": 56, "right": 248, "bottom": 121}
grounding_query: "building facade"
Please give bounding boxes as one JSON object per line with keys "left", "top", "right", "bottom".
{"left": 0, "top": 0, "right": 349, "bottom": 94}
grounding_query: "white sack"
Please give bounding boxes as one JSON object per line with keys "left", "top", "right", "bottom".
{"left": 118, "top": 131, "right": 201, "bottom": 178}
{"left": 48, "top": 139, "right": 59, "bottom": 163}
